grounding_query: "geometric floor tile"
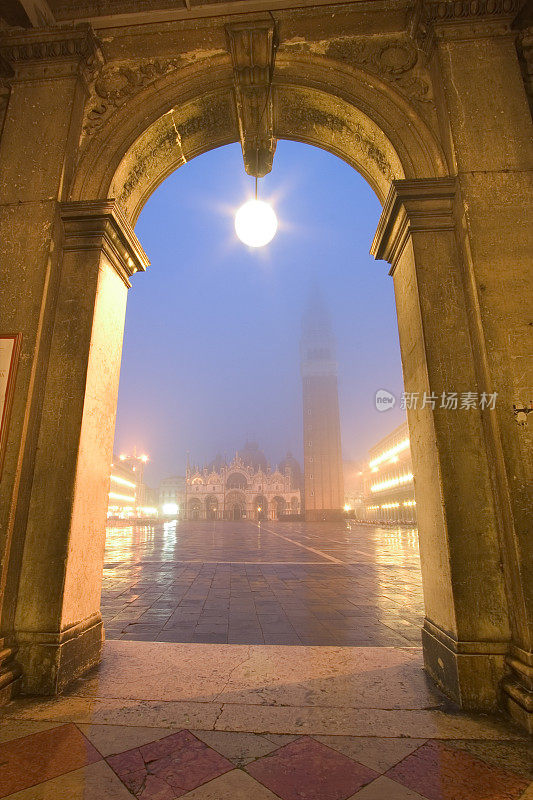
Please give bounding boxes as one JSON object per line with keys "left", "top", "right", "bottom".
{"left": 0, "top": 720, "right": 60, "bottom": 747}
{"left": 445, "top": 739, "right": 533, "bottom": 781}
{"left": 107, "top": 730, "right": 234, "bottom": 798}
{"left": 190, "top": 730, "right": 297, "bottom": 767}
{"left": 179, "top": 769, "right": 282, "bottom": 798}
{"left": 78, "top": 724, "right": 180, "bottom": 758}
{"left": 386, "top": 740, "right": 530, "bottom": 800}
{"left": 346, "top": 775, "right": 431, "bottom": 799}
{"left": 313, "top": 735, "right": 427, "bottom": 773}
{"left": 245, "top": 736, "right": 378, "bottom": 800}
{"left": 2, "top": 761, "right": 133, "bottom": 800}
{"left": 0, "top": 723, "right": 101, "bottom": 798}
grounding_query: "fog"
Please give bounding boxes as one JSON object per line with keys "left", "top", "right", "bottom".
{"left": 114, "top": 141, "right": 406, "bottom": 486}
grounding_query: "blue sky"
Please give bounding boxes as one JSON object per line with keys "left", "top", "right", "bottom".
{"left": 114, "top": 140, "right": 406, "bottom": 485}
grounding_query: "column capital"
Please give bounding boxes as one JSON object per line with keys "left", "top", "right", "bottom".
{"left": 409, "top": 0, "right": 524, "bottom": 56}
{"left": 60, "top": 200, "right": 149, "bottom": 288}
{"left": 0, "top": 24, "right": 103, "bottom": 83}
{"left": 370, "top": 177, "right": 456, "bottom": 274}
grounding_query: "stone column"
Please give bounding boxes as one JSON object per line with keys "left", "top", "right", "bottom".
{"left": 431, "top": 12, "right": 533, "bottom": 731}
{"left": 372, "top": 177, "right": 511, "bottom": 712}
{"left": 0, "top": 27, "right": 103, "bottom": 699}
{"left": 13, "top": 202, "right": 148, "bottom": 694}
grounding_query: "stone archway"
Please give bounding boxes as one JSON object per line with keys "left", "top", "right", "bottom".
{"left": 188, "top": 498, "right": 202, "bottom": 521}
{"left": 253, "top": 495, "right": 269, "bottom": 521}
{"left": 225, "top": 490, "right": 246, "bottom": 520}
{"left": 272, "top": 496, "right": 287, "bottom": 520}
{"left": 205, "top": 496, "right": 218, "bottom": 520}
{"left": 226, "top": 472, "right": 248, "bottom": 490}
{"left": 0, "top": 2, "right": 531, "bottom": 731}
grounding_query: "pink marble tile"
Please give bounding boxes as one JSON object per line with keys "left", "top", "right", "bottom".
{"left": 386, "top": 740, "right": 529, "bottom": 800}
{"left": 107, "top": 730, "right": 233, "bottom": 798}
{"left": 245, "top": 736, "right": 377, "bottom": 800}
{"left": 0, "top": 722, "right": 101, "bottom": 798}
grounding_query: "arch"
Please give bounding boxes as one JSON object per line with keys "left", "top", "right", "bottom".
{"left": 272, "top": 496, "right": 287, "bottom": 519}
{"left": 187, "top": 498, "right": 202, "bottom": 520}
{"left": 205, "top": 495, "right": 218, "bottom": 520}
{"left": 226, "top": 472, "right": 248, "bottom": 490}
{"left": 70, "top": 51, "right": 448, "bottom": 224}
{"left": 225, "top": 490, "right": 246, "bottom": 521}
{"left": 253, "top": 495, "right": 268, "bottom": 521}
{"left": 0, "top": 6, "right": 527, "bottom": 728}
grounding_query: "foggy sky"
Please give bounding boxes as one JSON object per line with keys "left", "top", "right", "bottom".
{"left": 114, "top": 141, "right": 407, "bottom": 486}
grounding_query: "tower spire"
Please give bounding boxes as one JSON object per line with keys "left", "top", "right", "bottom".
{"left": 300, "top": 288, "right": 344, "bottom": 520}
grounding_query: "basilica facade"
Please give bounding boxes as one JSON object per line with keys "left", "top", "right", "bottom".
{"left": 185, "top": 443, "right": 301, "bottom": 521}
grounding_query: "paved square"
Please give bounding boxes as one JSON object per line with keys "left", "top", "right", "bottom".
{"left": 102, "top": 520, "right": 423, "bottom": 646}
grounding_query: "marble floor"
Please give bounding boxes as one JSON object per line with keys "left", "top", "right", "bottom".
{"left": 1, "top": 641, "right": 531, "bottom": 799}
{"left": 101, "top": 521, "right": 423, "bottom": 645}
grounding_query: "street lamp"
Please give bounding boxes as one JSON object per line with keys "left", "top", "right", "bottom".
{"left": 235, "top": 178, "right": 277, "bottom": 248}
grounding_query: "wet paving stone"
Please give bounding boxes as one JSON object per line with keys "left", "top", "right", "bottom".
{"left": 102, "top": 520, "right": 423, "bottom": 646}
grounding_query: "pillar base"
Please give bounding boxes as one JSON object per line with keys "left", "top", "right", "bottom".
{"left": 422, "top": 620, "right": 507, "bottom": 711}
{"left": 16, "top": 612, "right": 103, "bottom": 695}
{"left": 501, "top": 646, "right": 533, "bottom": 733}
{"left": 0, "top": 637, "right": 22, "bottom": 706}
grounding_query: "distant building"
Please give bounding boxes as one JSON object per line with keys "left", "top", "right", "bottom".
{"left": 107, "top": 455, "right": 137, "bottom": 519}
{"left": 358, "top": 421, "right": 416, "bottom": 524}
{"left": 343, "top": 460, "right": 365, "bottom": 512}
{"left": 159, "top": 475, "right": 186, "bottom": 516}
{"left": 301, "top": 292, "right": 344, "bottom": 520}
{"left": 185, "top": 442, "right": 301, "bottom": 521}
{"left": 108, "top": 451, "right": 158, "bottom": 517}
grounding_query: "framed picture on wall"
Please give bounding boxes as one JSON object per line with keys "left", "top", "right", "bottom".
{"left": 0, "top": 334, "right": 22, "bottom": 480}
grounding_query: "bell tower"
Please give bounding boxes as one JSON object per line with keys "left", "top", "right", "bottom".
{"left": 301, "top": 292, "right": 344, "bottom": 521}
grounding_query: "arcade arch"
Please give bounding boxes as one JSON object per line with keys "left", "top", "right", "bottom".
{"left": 0, "top": 9, "right": 530, "bottom": 731}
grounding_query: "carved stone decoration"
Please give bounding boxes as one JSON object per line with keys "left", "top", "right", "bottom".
{"left": 226, "top": 19, "right": 278, "bottom": 177}
{"left": 0, "top": 24, "right": 103, "bottom": 82}
{"left": 279, "top": 100, "right": 394, "bottom": 181}
{"left": 410, "top": 0, "right": 524, "bottom": 54}
{"left": 274, "top": 86, "right": 403, "bottom": 201}
{"left": 81, "top": 48, "right": 226, "bottom": 138}
{"left": 324, "top": 37, "right": 432, "bottom": 105}
{"left": 282, "top": 36, "right": 433, "bottom": 107}
{"left": 83, "top": 60, "right": 177, "bottom": 135}
{"left": 110, "top": 91, "right": 237, "bottom": 222}
{"left": 424, "top": 0, "right": 523, "bottom": 22}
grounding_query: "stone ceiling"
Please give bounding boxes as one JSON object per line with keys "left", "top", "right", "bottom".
{"left": 46, "top": 0, "right": 402, "bottom": 24}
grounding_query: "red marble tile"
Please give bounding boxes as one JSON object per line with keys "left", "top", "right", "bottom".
{"left": 107, "top": 729, "right": 233, "bottom": 798}
{"left": 0, "top": 722, "right": 101, "bottom": 798}
{"left": 386, "top": 740, "right": 529, "bottom": 800}
{"left": 245, "top": 736, "right": 378, "bottom": 800}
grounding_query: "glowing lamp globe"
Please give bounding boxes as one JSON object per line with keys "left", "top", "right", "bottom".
{"left": 235, "top": 199, "right": 277, "bottom": 247}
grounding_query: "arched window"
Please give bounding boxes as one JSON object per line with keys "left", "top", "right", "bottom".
{"left": 226, "top": 472, "right": 247, "bottom": 490}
